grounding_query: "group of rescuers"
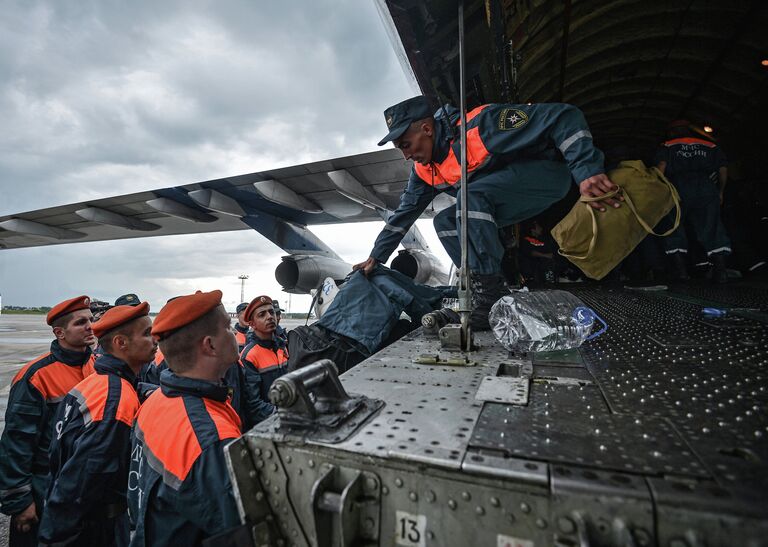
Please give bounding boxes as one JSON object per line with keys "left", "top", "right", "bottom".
{"left": 0, "top": 95, "right": 729, "bottom": 546}
{"left": 0, "top": 291, "right": 287, "bottom": 546}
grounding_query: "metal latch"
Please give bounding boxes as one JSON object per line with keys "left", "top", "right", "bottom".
{"left": 421, "top": 310, "right": 476, "bottom": 352}
{"left": 413, "top": 353, "right": 478, "bottom": 366}
{"left": 439, "top": 323, "right": 474, "bottom": 351}
{"left": 310, "top": 464, "right": 381, "bottom": 547}
{"left": 266, "top": 359, "right": 384, "bottom": 443}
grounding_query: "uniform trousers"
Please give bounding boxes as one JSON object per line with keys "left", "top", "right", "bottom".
{"left": 433, "top": 160, "right": 571, "bottom": 275}
{"left": 663, "top": 179, "right": 731, "bottom": 256}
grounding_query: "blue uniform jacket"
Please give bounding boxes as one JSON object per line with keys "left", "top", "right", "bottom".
{"left": 239, "top": 336, "right": 287, "bottom": 412}
{"left": 370, "top": 102, "right": 605, "bottom": 264}
{"left": 245, "top": 328, "right": 287, "bottom": 350}
{"left": 138, "top": 359, "right": 272, "bottom": 430}
{"left": 655, "top": 137, "right": 727, "bottom": 203}
{"left": 128, "top": 370, "right": 242, "bottom": 546}
{"left": 234, "top": 323, "right": 249, "bottom": 352}
{"left": 318, "top": 266, "right": 455, "bottom": 354}
{"left": 38, "top": 353, "right": 139, "bottom": 545}
{"left": 137, "top": 357, "right": 165, "bottom": 401}
{"left": 229, "top": 360, "right": 275, "bottom": 429}
{"left": 0, "top": 341, "right": 93, "bottom": 516}
{"left": 274, "top": 324, "right": 288, "bottom": 345}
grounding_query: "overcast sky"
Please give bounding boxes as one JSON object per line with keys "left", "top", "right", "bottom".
{"left": 0, "top": 1, "right": 451, "bottom": 312}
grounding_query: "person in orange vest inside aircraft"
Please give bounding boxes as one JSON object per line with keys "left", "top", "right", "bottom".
{"left": 0, "top": 296, "right": 96, "bottom": 546}
{"left": 656, "top": 119, "right": 731, "bottom": 283}
{"left": 354, "top": 95, "right": 619, "bottom": 330}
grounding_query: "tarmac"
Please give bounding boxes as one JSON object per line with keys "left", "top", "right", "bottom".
{"left": 0, "top": 314, "right": 51, "bottom": 547}
{"left": 0, "top": 313, "right": 309, "bottom": 545}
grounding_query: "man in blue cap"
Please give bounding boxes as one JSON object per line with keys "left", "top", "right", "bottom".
{"left": 114, "top": 293, "right": 140, "bottom": 307}
{"left": 354, "top": 96, "right": 620, "bottom": 329}
{"left": 234, "top": 302, "right": 250, "bottom": 352}
{"left": 272, "top": 299, "right": 288, "bottom": 345}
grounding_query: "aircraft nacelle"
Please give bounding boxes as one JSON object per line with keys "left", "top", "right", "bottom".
{"left": 275, "top": 254, "right": 352, "bottom": 295}
{"left": 390, "top": 248, "right": 449, "bottom": 286}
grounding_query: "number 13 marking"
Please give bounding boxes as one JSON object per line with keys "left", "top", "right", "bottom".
{"left": 395, "top": 511, "right": 426, "bottom": 547}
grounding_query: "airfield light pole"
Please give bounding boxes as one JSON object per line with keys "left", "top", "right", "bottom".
{"left": 457, "top": 0, "right": 472, "bottom": 352}
{"left": 238, "top": 274, "right": 249, "bottom": 303}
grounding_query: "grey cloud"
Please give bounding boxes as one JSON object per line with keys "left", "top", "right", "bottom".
{"left": 0, "top": 1, "right": 419, "bottom": 307}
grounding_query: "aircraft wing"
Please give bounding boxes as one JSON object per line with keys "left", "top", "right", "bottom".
{"left": 0, "top": 148, "right": 418, "bottom": 251}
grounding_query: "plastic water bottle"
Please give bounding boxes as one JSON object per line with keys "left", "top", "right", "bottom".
{"left": 488, "top": 290, "right": 604, "bottom": 352}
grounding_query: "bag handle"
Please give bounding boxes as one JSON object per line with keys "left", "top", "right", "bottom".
{"left": 557, "top": 169, "right": 682, "bottom": 260}
{"left": 578, "top": 187, "right": 620, "bottom": 203}
{"left": 625, "top": 168, "right": 681, "bottom": 236}
{"left": 557, "top": 187, "right": 617, "bottom": 260}
{"left": 558, "top": 205, "right": 598, "bottom": 260}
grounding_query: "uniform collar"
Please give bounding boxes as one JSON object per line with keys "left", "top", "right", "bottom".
{"left": 234, "top": 323, "right": 249, "bottom": 334}
{"left": 94, "top": 353, "right": 138, "bottom": 386}
{"left": 430, "top": 104, "right": 459, "bottom": 165}
{"left": 50, "top": 340, "right": 92, "bottom": 367}
{"left": 159, "top": 369, "right": 231, "bottom": 402}
{"left": 254, "top": 334, "right": 280, "bottom": 350}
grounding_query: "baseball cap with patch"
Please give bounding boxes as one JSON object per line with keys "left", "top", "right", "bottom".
{"left": 236, "top": 302, "right": 249, "bottom": 314}
{"left": 272, "top": 299, "right": 285, "bottom": 313}
{"left": 377, "top": 96, "right": 433, "bottom": 146}
{"left": 115, "top": 293, "right": 140, "bottom": 307}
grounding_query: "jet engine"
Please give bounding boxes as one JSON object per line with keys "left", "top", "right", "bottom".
{"left": 390, "top": 249, "right": 449, "bottom": 286}
{"left": 275, "top": 255, "right": 352, "bottom": 294}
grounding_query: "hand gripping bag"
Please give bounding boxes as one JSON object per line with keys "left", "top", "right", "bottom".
{"left": 551, "top": 160, "right": 681, "bottom": 280}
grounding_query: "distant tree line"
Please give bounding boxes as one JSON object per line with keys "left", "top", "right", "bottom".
{"left": 1, "top": 306, "right": 51, "bottom": 314}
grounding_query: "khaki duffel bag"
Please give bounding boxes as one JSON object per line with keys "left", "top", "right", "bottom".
{"left": 551, "top": 160, "right": 681, "bottom": 280}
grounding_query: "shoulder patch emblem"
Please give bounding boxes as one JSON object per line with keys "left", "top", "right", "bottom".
{"left": 499, "top": 108, "right": 529, "bottom": 130}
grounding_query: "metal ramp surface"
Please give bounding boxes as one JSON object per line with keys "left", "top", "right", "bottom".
{"left": 229, "top": 282, "right": 768, "bottom": 547}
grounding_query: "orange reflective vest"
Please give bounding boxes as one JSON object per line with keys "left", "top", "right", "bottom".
{"left": 241, "top": 343, "right": 287, "bottom": 374}
{"left": 413, "top": 105, "right": 491, "bottom": 187}
{"left": 240, "top": 340, "right": 288, "bottom": 401}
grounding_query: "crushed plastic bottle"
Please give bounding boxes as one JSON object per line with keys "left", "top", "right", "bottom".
{"left": 701, "top": 307, "right": 727, "bottom": 317}
{"left": 488, "top": 290, "right": 605, "bottom": 352}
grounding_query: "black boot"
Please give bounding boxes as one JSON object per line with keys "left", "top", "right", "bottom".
{"left": 470, "top": 273, "right": 509, "bottom": 331}
{"left": 711, "top": 252, "right": 728, "bottom": 284}
{"left": 669, "top": 253, "right": 690, "bottom": 281}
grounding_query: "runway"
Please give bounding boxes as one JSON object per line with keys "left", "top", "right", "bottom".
{"left": 0, "top": 313, "right": 310, "bottom": 544}
{"left": 0, "top": 315, "right": 50, "bottom": 546}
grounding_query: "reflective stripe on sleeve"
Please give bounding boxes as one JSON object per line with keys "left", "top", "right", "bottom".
{"left": 558, "top": 130, "right": 592, "bottom": 154}
{"left": 436, "top": 230, "right": 458, "bottom": 238}
{"left": 0, "top": 484, "right": 32, "bottom": 497}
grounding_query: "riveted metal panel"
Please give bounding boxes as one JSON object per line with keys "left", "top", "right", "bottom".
{"left": 475, "top": 376, "right": 530, "bottom": 404}
{"left": 550, "top": 465, "right": 656, "bottom": 547}
{"left": 470, "top": 384, "right": 708, "bottom": 476}
{"left": 318, "top": 330, "right": 509, "bottom": 469}
{"left": 231, "top": 285, "right": 768, "bottom": 546}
